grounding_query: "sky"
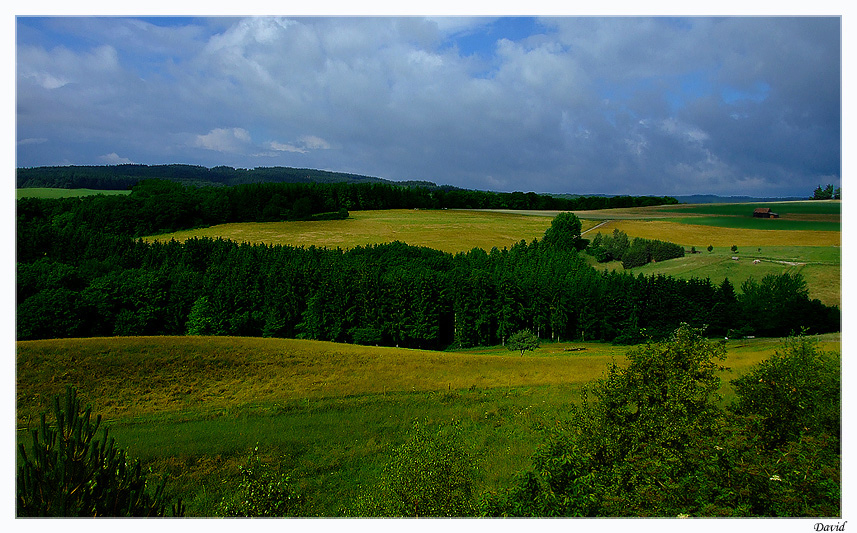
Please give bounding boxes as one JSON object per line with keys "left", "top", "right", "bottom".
{"left": 15, "top": 14, "right": 843, "bottom": 197}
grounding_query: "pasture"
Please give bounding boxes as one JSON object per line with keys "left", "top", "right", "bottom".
{"left": 16, "top": 333, "right": 839, "bottom": 515}
{"left": 143, "top": 209, "right": 599, "bottom": 254}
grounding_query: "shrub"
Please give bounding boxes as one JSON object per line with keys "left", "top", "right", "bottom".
{"left": 730, "top": 333, "right": 840, "bottom": 447}
{"left": 490, "top": 325, "right": 729, "bottom": 517}
{"left": 352, "top": 421, "right": 476, "bottom": 516}
{"left": 506, "top": 329, "right": 540, "bottom": 356}
{"left": 16, "top": 386, "right": 183, "bottom": 517}
{"left": 218, "top": 446, "right": 306, "bottom": 517}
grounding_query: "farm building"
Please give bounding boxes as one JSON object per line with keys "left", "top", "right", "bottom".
{"left": 753, "top": 207, "right": 779, "bottom": 218}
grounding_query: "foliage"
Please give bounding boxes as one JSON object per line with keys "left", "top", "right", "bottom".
{"left": 17, "top": 190, "right": 839, "bottom": 347}
{"left": 739, "top": 274, "right": 838, "bottom": 337}
{"left": 218, "top": 446, "right": 306, "bottom": 517}
{"left": 542, "top": 211, "right": 585, "bottom": 251}
{"left": 812, "top": 184, "right": 836, "bottom": 200}
{"left": 351, "top": 422, "right": 477, "bottom": 517}
{"left": 486, "top": 326, "right": 840, "bottom": 517}
{"left": 16, "top": 386, "right": 183, "bottom": 517}
{"left": 506, "top": 329, "right": 541, "bottom": 356}
{"left": 586, "top": 229, "right": 684, "bottom": 268}
{"left": 730, "top": 334, "right": 840, "bottom": 447}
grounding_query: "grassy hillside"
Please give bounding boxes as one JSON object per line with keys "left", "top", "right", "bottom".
{"left": 16, "top": 334, "right": 840, "bottom": 515}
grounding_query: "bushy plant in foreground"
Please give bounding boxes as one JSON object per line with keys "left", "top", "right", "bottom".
{"left": 484, "top": 326, "right": 840, "bottom": 517}
{"left": 351, "top": 421, "right": 477, "bottom": 517}
{"left": 17, "top": 386, "right": 183, "bottom": 517}
{"left": 217, "top": 446, "right": 306, "bottom": 517}
{"left": 730, "top": 333, "right": 840, "bottom": 447}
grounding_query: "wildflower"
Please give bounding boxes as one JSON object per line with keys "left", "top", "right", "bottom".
{"left": 677, "top": 513, "right": 690, "bottom": 518}
{"left": 770, "top": 474, "right": 783, "bottom": 482}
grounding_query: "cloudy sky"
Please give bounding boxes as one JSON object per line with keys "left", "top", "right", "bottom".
{"left": 16, "top": 15, "right": 842, "bottom": 197}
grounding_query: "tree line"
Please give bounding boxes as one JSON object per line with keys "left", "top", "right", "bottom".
{"left": 18, "top": 165, "right": 680, "bottom": 213}
{"left": 17, "top": 190, "right": 839, "bottom": 345}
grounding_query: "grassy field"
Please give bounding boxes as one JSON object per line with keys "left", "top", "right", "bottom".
{"left": 143, "top": 209, "right": 601, "bottom": 254}
{"left": 15, "top": 333, "right": 840, "bottom": 515}
{"left": 16, "top": 187, "right": 131, "bottom": 199}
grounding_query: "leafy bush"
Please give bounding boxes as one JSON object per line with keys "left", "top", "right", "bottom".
{"left": 352, "top": 422, "right": 476, "bottom": 516}
{"left": 487, "top": 325, "right": 728, "bottom": 517}
{"left": 17, "top": 386, "right": 183, "bottom": 517}
{"left": 506, "top": 329, "right": 540, "bottom": 356}
{"left": 218, "top": 446, "right": 306, "bottom": 517}
{"left": 730, "top": 334, "right": 840, "bottom": 447}
{"left": 488, "top": 326, "right": 841, "bottom": 517}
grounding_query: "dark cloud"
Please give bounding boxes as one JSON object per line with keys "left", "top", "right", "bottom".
{"left": 16, "top": 16, "right": 840, "bottom": 196}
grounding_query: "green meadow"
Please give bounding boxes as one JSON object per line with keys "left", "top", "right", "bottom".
{"left": 17, "top": 333, "right": 839, "bottom": 515}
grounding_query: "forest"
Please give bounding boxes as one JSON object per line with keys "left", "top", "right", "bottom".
{"left": 16, "top": 179, "right": 839, "bottom": 346}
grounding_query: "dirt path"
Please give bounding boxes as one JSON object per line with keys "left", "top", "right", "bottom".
{"left": 582, "top": 220, "right": 612, "bottom": 235}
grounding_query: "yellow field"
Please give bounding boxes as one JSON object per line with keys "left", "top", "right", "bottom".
{"left": 588, "top": 219, "right": 840, "bottom": 248}
{"left": 144, "top": 209, "right": 602, "bottom": 254}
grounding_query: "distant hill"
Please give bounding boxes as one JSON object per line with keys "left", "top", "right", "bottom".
{"left": 552, "top": 193, "right": 807, "bottom": 204}
{"left": 672, "top": 194, "right": 806, "bottom": 204}
{"left": 16, "top": 164, "right": 439, "bottom": 190}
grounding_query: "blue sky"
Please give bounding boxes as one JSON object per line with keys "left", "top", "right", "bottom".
{"left": 15, "top": 15, "right": 842, "bottom": 197}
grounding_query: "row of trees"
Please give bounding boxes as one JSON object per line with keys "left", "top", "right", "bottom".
{"left": 812, "top": 184, "right": 841, "bottom": 200}
{"left": 17, "top": 209, "right": 839, "bottom": 346}
{"left": 17, "top": 179, "right": 678, "bottom": 241}
{"left": 587, "top": 228, "right": 685, "bottom": 268}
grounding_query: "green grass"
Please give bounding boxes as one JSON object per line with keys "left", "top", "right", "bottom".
{"left": 654, "top": 200, "right": 841, "bottom": 217}
{"left": 16, "top": 333, "right": 840, "bottom": 516}
{"left": 16, "top": 188, "right": 131, "bottom": 199}
{"left": 670, "top": 216, "right": 840, "bottom": 232}
{"left": 626, "top": 245, "right": 840, "bottom": 307}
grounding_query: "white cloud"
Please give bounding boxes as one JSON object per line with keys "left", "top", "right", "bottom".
{"left": 299, "top": 135, "right": 331, "bottom": 150}
{"left": 268, "top": 141, "right": 306, "bottom": 154}
{"left": 15, "top": 16, "right": 841, "bottom": 197}
{"left": 17, "top": 138, "right": 48, "bottom": 146}
{"left": 99, "top": 152, "right": 134, "bottom": 164}
{"left": 194, "top": 128, "right": 252, "bottom": 153}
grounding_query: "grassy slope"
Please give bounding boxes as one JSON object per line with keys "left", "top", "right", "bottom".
{"left": 16, "top": 333, "right": 841, "bottom": 515}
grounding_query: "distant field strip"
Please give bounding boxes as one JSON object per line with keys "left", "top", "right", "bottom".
{"left": 589, "top": 219, "right": 840, "bottom": 247}
{"left": 16, "top": 188, "right": 131, "bottom": 199}
{"left": 145, "top": 209, "right": 600, "bottom": 253}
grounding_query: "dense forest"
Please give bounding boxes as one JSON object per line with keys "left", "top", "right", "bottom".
{"left": 16, "top": 180, "right": 838, "bottom": 345}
